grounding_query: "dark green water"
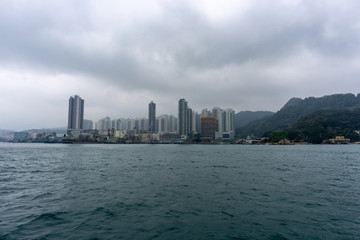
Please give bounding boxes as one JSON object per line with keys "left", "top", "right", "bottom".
{"left": 1, "top": 143, "right": 359, "bottom": 239}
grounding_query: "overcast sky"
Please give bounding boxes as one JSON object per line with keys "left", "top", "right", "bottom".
{"left": 1, "top": 0, "right": 360, "bottom": 130}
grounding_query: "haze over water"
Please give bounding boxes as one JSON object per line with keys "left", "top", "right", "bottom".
{"left": 1, "top": 143, "right": 359, "bottom": 239}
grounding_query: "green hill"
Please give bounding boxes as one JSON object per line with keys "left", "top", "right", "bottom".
{"left": 290, "top": 108, "right": 360, "bottom": 143}
{"left": 236, "top": 93, "right": 360, "bottom": 138}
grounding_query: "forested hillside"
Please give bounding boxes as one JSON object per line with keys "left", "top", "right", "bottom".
{"left": 236, "top": 93, "right": 360, "bottom": 138}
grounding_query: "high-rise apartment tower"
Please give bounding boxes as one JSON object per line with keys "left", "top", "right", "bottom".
{"left": 68, "top": 95, "right": 84, "bottom": 130}
{"left": 178, "top": 98, "right": 193, "bottom": 136}
{"left": 148, "top": 101, "right": 156, "bottom": 132}
{"left": 178, "top": 99, "right": 188, "bottom": 136}
{"left": 222, "top": 108, "right": 235, "bottom": 132}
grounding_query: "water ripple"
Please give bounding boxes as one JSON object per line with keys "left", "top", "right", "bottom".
{"left": 1, "top": 143, "right": 360, "bottom": 239}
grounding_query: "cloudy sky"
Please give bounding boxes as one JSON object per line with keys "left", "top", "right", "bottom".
{"left": 1, "top": 0, "right": 360, "bottom": 130}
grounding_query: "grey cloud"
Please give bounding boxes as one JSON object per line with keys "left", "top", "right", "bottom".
{"left": 1, "top": 0, "right": 360, "bottom": 130}
{"left": 2, "top": 1, "right": 360, "bottom": 78}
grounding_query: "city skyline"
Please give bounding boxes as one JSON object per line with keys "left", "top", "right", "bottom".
{"left": 1, "top": 0, "right": 360, "bottom": 130}
{"left": 88, "top": 98, "right": 235, "bottom": 135}
{"left": 65, "top": 96, "right": 235, "bottom": 138}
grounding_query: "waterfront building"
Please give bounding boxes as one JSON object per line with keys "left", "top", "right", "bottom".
{"left": 186, "top": 107, "right": 193, "bottom": 136}
{"left": 168, "top": 115, "right": 177, "bottom": 132}
{"left": 83, "top": 119, "right": 93, "bottom": 130}
{"left": 328, "top": 136, "right": 350, "bottom": 144}
{"left": 140, "top": 118, "right": 148, "bottom": 131}
{"left": 13, "top": 132, "right": 30, "bottom": 142}
{"left": 155, "top": 119, "right": 159, "bottom": 133}
{"left": 200, "top": 116, "right": 218, "bottom": 140}
{"left": 111, "top": 120, "right": 117, "bottom": 129}
{"left": 116, "top": 119, "right": 123, "bottom": 130}
{"left": 195, "top": 112, "right": 201, "bottom": 133}
{"left": 95, "top": 116, "right": 111, "bottom": 131}
{"left": 215, "top": 131, "right": 235, "bottom": 142}
{"left": 191, "top": 111, "right": 196, "bottom": 133}
{"left": 212, "top": 107, "right": 223, "bottom": 132}
{"left": 178, "top": 99, "right": 188, "bottom": 136}
{"left": 154, "top": 115, "right": 179, "bottom": 134}
{"left": 68, "top": 95, "right": 84, "bottom": 130}
{"left": 149, "top": 101, "right": 156, "bottom": 133}
{"left": 134, "top": 118, "right": 147, "bottom": 132}
{"left": 157, "top": 115, "right": 168, "bottom": 133}
{"left": 127, "top": 118, "right": 136, "bottom": 131}
{"left": 222, "top": 108, "right": 235, "bottom": 132}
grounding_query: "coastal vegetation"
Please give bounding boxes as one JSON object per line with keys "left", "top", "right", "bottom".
{"left": 236, "top": 93, "right": 360, "bottom": 143}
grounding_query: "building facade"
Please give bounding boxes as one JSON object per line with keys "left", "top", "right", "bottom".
{"left": 178, "top": 99, "right": 187, "bottom": 136}
{"left": 148, "top": 101, "right": 156, "bottom": 133}
{"left": 211, "top": 107, "right": 222, "bottom": 132}
{"left": 200, "top": 116, "right": 218, "bottom": 139}
{"left": 222, "top": 108, "right": 235, "bottom": 132}
{"left": 68, "top": 95, "right": 84, "bottom": 130}
{"left": 83, "top": 119, "right": 93, "bottom": 130}
{"left": 178, "top": 98, "right": 193, "bottom": 137}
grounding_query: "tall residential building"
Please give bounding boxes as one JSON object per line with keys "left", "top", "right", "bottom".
{"left": 212, "top": 107, "right": 222, "bottom": 132}
{"left": 201, "top": 108, "right": 211, "bottom": 116}
{"left": 116, "top": 119, "right": 123, "bottom": 130}
{"left": 155, "top": 114, "right": 178, "bottom": 133}
{"left": 83, "top": 119, "right": 93, "bottom": 130}
{"left": 68, "top": 95, "right": 84, "bottom": 130}
{"left": 148, "top": 101, "right": 156, "bottom": 132}
{"left": 157, "top": 115, "right": 168, "bottom": 133}
{"left": 178, "top": 99, "right": 188, "bottom": 136}
{"left": 168, "top": 115, "right": 177, "bottom": 132}
{"left": 195, "top": 112, "right": 201, "bottom": 133}
{"left": 178, "top": 98, "right": 193, "bottom": 136}
{"left": 192, "top": 111, "right": 196, "bottom": 133}
{"left": 222, "top": 108, "right": 235, "bottom": 132}
{"left": 95, "top": 116, "right": 111, "bottom": 131}
{"left": 186, "top": 107, "right": 193, "bottom": 135}
{"left": 140, "top": 118, "right": 148, "bottom": 131}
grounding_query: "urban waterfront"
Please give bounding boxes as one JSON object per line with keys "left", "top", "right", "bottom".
{"left": 1, "top": 143, "right": 359, "bottom": 239}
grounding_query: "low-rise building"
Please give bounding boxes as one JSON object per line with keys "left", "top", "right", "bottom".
{"left": 215, "top": 131, "right": 234, "bottom": 142}
{"left": 328, "top": 136, "right": 350, "bottom": 144}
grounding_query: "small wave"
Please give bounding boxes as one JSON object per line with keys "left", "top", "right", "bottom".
{"left": 268, "top": 233, "right": 290, "bottom": 240}
{"left": 32, "top": 212, "right": 68, "bottom": 222}
{"left": 166, "top": 209, "right": 200, "bottom": 217}
{"left": 221, "top": 210, "right": 234, "bottom": 218}
{"left": 91, "top": 207, "right": 116, "bottom": 217}
{"left": 275, "top": 167, "right": 290, "bottom": 172}
{"left": 226, "top": 235, "right": 248, "bottom": 240}
{"left": 304, "top": 202, "right": 323, "bottom": 208}
{"left": 31, "top": 192, "right": 52, "bottom": 200}
{"left": 115, "top": 201, "right": 149, "bottom": 210}
{"left": 211, "top": 165, "right": 229, "bottom": 168}
{"left": 16, "top": 211, "right": 70, "bottom": 230}
{"left": 0, "top": 234, "right": 14, "bottom": 240}
{"left": 0, "top": 177, "right": 16, "bottom": 182}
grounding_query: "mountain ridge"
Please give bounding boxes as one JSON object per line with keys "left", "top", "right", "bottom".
{"left": 236, "top": 93, "right": 360, "bottom": 138}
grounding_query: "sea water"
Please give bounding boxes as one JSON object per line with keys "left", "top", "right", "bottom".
{"left": 1, "top": 143, "right": 359, "bottom": 239}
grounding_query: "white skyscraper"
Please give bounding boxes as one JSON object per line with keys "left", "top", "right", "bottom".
{"left": 222, "top": 108, "right": 235, "bottom": 132}
{"left": 83, "top": 119, "right": 93, "bottom": 130}
{"left": 95, "top": 116, "right": 111, "bottom": 131}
